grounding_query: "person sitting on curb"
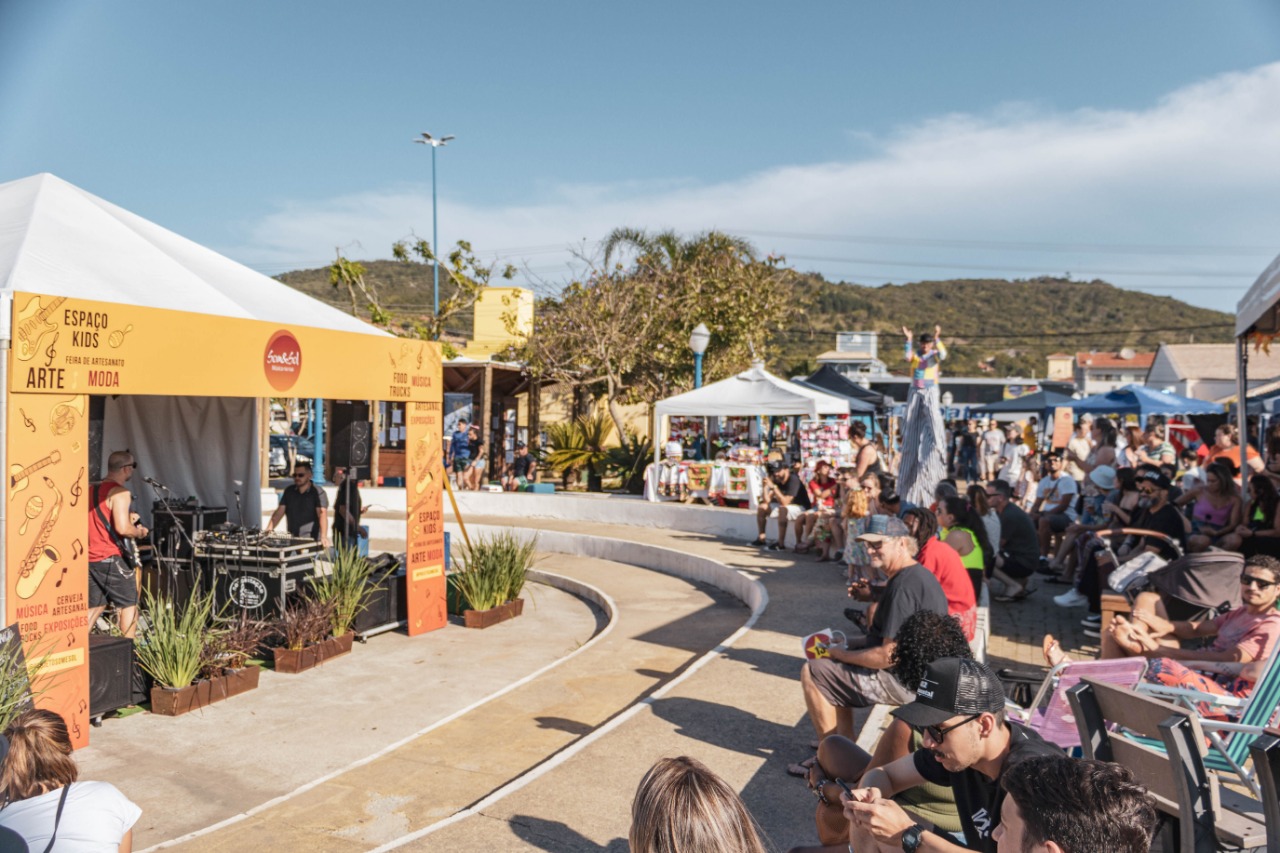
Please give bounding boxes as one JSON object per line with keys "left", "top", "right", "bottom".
{"left": 753, "top": 463, "right": 812, "bottom": 550}
{"left": 791, "top": 515, "right": 949, "bottom": 776}
{"left": 993, "top": 755, "right": 1158, "bottom": 853}
{"left": 840, "top": 657, "right": 1061, "bottom": 853}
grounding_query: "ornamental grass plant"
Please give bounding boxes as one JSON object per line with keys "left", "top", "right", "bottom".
{"left": 275, "top": 596, "right": 336, "bottom": 651}
{"left": 448, "top": 531, "right": 539, "bottom": 613}
{"left": 308, "top": 543, "right": 376, "bottom": 637}
{"left": 0, "top": 628, "right": 54, "bottom": 731}
{"left": 135, "top": 585, "right": 220, "bottom": 689}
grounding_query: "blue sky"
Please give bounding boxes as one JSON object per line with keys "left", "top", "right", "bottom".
{"left": 3, "top": 1, "right": 1280, "bottom": 310}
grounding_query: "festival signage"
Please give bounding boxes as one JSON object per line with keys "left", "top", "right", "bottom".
{"left": 6, "top": 293, "right": 445, "bottom": 744}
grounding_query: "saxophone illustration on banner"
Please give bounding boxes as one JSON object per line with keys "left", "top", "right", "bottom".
{"left": 17, "top": 477, "right": 63, "bottom": 600}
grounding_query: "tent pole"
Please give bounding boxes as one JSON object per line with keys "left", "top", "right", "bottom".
{"left": 1238, "top": 335, "right": 1249, "bottom": 475}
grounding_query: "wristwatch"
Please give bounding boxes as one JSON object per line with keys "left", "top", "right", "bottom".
{"left": 902, "top": 825, "right": 924, "bottom": 852}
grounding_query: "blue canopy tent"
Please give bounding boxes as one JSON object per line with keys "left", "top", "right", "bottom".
{"left": 1069, "top": 384, "right": 1221, "bottom": 419}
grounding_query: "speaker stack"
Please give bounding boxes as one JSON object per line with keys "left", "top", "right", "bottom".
{"left": 330, "top": 401, "right": 372, "bottom": 472}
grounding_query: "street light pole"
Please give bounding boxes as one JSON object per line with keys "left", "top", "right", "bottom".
{"left": 689, "top": 323, "right": 711, "bottom": 389}
{"left": 414, "top": 132, "right": 455, "bottom": 335}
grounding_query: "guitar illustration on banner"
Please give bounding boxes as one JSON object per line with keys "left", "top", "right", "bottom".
{"left": 14, "top": 295, "right": 67, "bottom": 362}
{"left": 10, "top": 451, "right": 61, "bottom": 498}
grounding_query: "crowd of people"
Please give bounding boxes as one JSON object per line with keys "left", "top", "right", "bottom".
{"left": 445, "top": 418, "right": 538, "bottom": 491}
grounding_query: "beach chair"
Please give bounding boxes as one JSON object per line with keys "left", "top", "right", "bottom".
{"left": 1137, "top": 650, "right": 1280, "bottom": 797}
{"left": 1248, "top": 730, "right": 1280, "bottom": 849}
{"left": 1068, "top": 678, "right": 1271, "bottom": 853}
{"left": 1004, "top": 657, "right": 1148, "bottom": 751}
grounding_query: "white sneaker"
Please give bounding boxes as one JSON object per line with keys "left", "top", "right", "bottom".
{"left": 1053, "top": 589, "right": 1088, "bottom": 608}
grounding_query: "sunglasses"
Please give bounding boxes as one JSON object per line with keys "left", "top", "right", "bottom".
{"left": 1241, "top": 574, "right": 1278, "bottom": 590}
{"left": 917, "top": 713, "right": 981, "bottom": 743}
{"left": 293, "top": 472, "right": 310, "bottom": 479}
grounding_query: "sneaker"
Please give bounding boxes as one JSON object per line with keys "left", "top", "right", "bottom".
{"left": 1053, "top": 589, "right": 1088, "bottom": 608}
{"left": 1082, "top": 627, "right": 1101, "bottom": 639}
{"left": 1081, "top": 615, "right": 1102, "bottom": 627}
{"left": 1035, "top": 558, "right": 1057, "bottom": 576}
{"left": 767, "top": 542, "right": 786, "bottom": 551}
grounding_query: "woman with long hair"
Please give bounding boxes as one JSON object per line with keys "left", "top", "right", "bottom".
{"left": 1177, "top": 460, "right": 1243, "bottom": 552}
{"left": 1224, "top": 473, "right": 1280, "bottom": 557}
{"left": 630, "top": 756, "right": 769, "bottom": 853}
{"left": 1119, "top": 425, "right": 1144, "bottom": 468}
{"left": 0, "top": 709, "right": 140, "bottom": 851}
{"left": 935, "top": 495, "right": 992, "bottom": 600}
{"left": 966, "top": 484, "right": 1000, "bottom": 560}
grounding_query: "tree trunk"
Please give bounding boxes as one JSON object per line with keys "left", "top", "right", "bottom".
{"left": 587, "top": 471, "right": 603, "bottom": 492}
{"left": 606, "top": 397, "right": 629, "bottom": 444}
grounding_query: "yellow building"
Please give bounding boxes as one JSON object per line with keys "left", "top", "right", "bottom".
{"left": 465, "top": 286, "right": 533, "bottom": 358}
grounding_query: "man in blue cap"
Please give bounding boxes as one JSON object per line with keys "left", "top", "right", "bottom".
{"left": 792, "top": 515, "right": 948, "bottom": 776}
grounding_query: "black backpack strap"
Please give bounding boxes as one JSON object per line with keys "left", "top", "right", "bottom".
{"left": 43, "top": 783, "right": 70, "bottom": 853}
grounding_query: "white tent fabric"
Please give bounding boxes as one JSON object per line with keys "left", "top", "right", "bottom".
{"left": 0, "top": 173, "right": 390, "bottom": 335}
{"left": 653, "top": 362, "right": 849, "bottom": 419}
{"left": 1236, "top": 250, "right": 1280, "bottom": 337}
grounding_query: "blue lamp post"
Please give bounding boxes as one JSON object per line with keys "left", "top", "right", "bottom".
{"left": 689, "top": 323, "right": 711, "bottom": 388}
{"left": 414, "top": 131, "right": 455, "bottom": 334}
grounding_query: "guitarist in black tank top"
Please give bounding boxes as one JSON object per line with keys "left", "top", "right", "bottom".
{"left": 87, "top": 450, "right": 148, "bottom": 638}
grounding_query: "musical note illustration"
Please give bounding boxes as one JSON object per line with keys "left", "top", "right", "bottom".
{"left": 18, "top": 408, "right": 35, "bottom": 433}
{"left": 49, "top": 396, "right": 85, "bottom": 437}
{"left": 54, "top": 567, "right": 67, "bottom": 588}
{"left": 43, "top": 331, "right": 58, "bottom": 368}
{"left": 71, "top": 720, "right": 81, "bottom": 740}
{"left": 77, "top": 698, "right": 87, "bottom": 713}
{"left": 71, "top": 539, "right": 84, "bottom": 559}
{"left": 10, "top": 450, "right": 61, "bottom": 498}
{"left": 67, "top": 632, "right": 75, "bottom": 649}
{"left": 107, "top": 324, "right": 133, "bottom": 348}
{"left": 19, "top": 495, "right": 43, "bottom": 536}
{"left": 70, "top": 467, "right": 84, "bottom": 507}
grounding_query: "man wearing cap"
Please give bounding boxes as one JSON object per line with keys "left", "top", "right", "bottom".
{"left": 842, "top": 657, "right": 1060, "bottom": 853}
{"left": 799, "top": 515, "right": 949, "bottom": 751}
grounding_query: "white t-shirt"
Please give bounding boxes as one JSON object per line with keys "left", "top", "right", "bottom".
{"left": 0, "top": 781, "right": 140, "bottom": 852}
{"left": 1037, "top": 473, "right": 1079, "bottom": 521}
{"left": 981, "top": 429, "right": 1004, "bottom": 454}
{"left": 998, "top": 443, "right": 1029, "bottom": 482}
{"left": 1066, "top": 434, "right": 1094, "bottom": 481}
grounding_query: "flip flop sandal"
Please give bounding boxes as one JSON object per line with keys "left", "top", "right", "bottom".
{"left": 786, "top": 757, "right": 817, "bottom": 777}
{"left": 995, "top": 587, "right": 1034, "bottom": 603}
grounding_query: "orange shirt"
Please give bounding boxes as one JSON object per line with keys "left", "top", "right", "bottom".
{"left": 1206, "top": 443, "right": 1259, "bottom": 469}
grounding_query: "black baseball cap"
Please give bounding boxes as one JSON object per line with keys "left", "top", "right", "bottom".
{"left": 1137, "top": 469, "right": 1171, "bottom": 490}
{"left": 891, "top": 657, "right": 1006, "bottom": 729}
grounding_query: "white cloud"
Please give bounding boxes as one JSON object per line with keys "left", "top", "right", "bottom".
{"left": 228, "top": 63, "right": 1280, "bottom": 309}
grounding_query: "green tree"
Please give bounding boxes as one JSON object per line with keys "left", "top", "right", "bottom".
{"left": 392, "top": 237, "right": 516, "bottom": 341}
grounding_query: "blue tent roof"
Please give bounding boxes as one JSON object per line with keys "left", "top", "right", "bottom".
{"left": 1070, "top": 384, "right": 1221, "bottom": 418}
{"left": 971, "top": 389, "right": 1077, "bottom": 417}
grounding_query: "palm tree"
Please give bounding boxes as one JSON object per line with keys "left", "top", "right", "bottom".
{"left": 601, "top": 227, "right": 757, "bottom": 272}
{"left": 544, "top": 413, "right": 616, "bottom": 492}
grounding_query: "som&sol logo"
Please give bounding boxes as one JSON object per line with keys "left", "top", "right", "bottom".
{"left": 264, "top": 330, "right": 302, "bottom": 391}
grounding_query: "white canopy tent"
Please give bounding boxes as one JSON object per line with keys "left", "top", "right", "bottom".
{"left": 652, "top": 361, "right": 848, "bottom": 466}
{"left": 0, "top": 173, "right": 392, "bottom": 531}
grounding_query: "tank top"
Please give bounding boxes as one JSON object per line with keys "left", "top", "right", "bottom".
{"left": 87, "top": 481, "right": 124, "bottom": 562}
{"left": 941, "top": 526, "right": 984, "bottom": 573}
{"left": 855, "top": 441, "right": 884, "bottom": 476}
{"left": 1193, "top": 496, "right": 1233, "bottom": 528}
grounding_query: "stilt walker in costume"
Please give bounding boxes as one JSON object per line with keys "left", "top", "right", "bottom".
{"left": 898, "top": 325, "right": 948, "bottom": 506}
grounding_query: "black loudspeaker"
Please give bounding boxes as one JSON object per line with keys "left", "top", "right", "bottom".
{"left": 89, "top": 635, "right": 146, "bottom": 718}
{"left": 354, "top": 561, "right": 403, "bottom": 635}
{"left": 330, "top": 401, "right": 372, "bottom": 470}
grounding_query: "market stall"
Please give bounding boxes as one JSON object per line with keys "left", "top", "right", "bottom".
{"left": 1068, "top": 384, "right": 1221, "bottom": 420}
{"left": 1236, "top": 250, "right": 1280, "bottom": 473}
{"left": 0, "top": 173, "right": 445, "bottom": 746}
{"left": 646, "top": 362, "right": 847, "bottom": 504}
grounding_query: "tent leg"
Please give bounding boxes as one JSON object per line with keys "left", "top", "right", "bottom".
{"left": 1237, "top": 335, "right": 1249, "bottom": 475}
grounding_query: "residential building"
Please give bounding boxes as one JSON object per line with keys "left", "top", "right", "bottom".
{"left": 1046, "top": 353, "right": 1074, "bottom": 382}
{"left": 1074, "top": 349, "right": 1155, "bottom": 395}
{"left": 1146, "top": 343, "right": 1280, "bottom": 401}
{"left": 464, "top": 286, "right": 534, "bottom": 358}
{"left": 815, "top": 331, "right": 889, "bottom": 379}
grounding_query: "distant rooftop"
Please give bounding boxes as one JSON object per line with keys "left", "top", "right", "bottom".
{"left": 1075, "top": 350, "right": 1155, "bottom": 370}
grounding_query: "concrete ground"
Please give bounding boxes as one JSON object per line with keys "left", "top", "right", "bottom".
{"left": 84, "top": 509, "right": 1072, "bottom": 852}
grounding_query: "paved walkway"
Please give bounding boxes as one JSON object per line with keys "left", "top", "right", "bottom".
{"left": 95, "top": 511, "right": 1076, "bottom": 852}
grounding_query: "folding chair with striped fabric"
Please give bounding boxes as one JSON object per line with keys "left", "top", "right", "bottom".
{"left": 1137, "top": 650, "right": 1280, "bottom": 797}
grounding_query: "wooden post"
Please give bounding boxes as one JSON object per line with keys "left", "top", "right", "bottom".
{"left": 481, "top": 362, "right": 494, "bottom": 448}
{"left": 370, "top": 399, "right": 380, "bottom": 485}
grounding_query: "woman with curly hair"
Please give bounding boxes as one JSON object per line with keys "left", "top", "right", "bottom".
{"left": 0, "top": 708, "right": 140, "bottom": 851}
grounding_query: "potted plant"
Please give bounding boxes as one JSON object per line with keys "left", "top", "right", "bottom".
{"left": 0, "top": 625, "right": 54, "bottom": 730}
{"left": 200, "top": 612, "right": 270, "bottom": 698}
{"left": 270, "top": 596, "right": 347, "bottom": 674}
{"left": 448, "top": 531, "right": 539, "bottom": 629}
{"left": 307, "top": 543, "right": 377, "bottom": 641}
{"left": 135, "top": 585, "right": 235, "bottom": 716}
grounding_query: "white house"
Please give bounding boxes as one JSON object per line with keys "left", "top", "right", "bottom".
{"left": 1074, "top": 349, "right": 1155, "bottom": 395}
{"left": 1146, "top": 343, "right": 1280, "bottom": 402}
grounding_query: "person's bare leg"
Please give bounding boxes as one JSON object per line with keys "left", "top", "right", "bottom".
{"left": 1037, "top": 518, "right": 1053, "bottom": 557}
{"left": 1130, "top": 591, "right": 1168, "bottom": 622}
{"left": 118, "top": 605, "right": 138, "bottom": 639}
{"left": 757, "top": 505, "right": 769, "bottom": 538}
{"left": 87, "top": 605, "right": 105, "bottom": 630}
{"left": 802, "top": 663, "right": 838, "bottom": 739}
{"left": 848, "top": 822, "right": 895, "bottom": 853}
{"left": 835, "top": 706, "right": 855, "bottom": 740}
{"left": 778, "top": 512, "right": 792, "bottom": 548}
{"left": 991, "top": 567, "right": 1025, "bottom": 596}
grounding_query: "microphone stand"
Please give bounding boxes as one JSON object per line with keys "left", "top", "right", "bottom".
{"left": 147, "top": 480, "right": 197, "bottom": 604}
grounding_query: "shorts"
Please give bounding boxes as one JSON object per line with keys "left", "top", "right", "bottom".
{"left": 998, "top": 551, "right": 1036, "bottom": 579}
{"left": 470, "top": 458, "right": 486, "bottom": 472}
{"left": 452, "top": 458, "right": 471, "bottom": 474}
{"left": 767, "top": 503, "right": 804, "bottom": 521}
{"left": 1043, "top": 513, "right": 1072, "bottom": 533}
{"left": 807, "top": 658, "right": 915, "bottom": 709}
{"left": 88, "top": 556, "right": 138, "bottom": 609}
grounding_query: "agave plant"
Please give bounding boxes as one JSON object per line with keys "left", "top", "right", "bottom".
{"left": 135, "top": 585, "right": 221, "bottom": 689}
{"left": 0, "top": 629, "right": 56, "bottom": 731}
{"left": 606, "top": 430, "right": 654, "bottom": 495}
{"left": 449, "top": 531, "right": 539, "bottom": 612}
{"left": 545, "top": 413, "right": 616, "bottom": 491}
{"left": 308, "top": 543, "right": 376, "bottom": 637}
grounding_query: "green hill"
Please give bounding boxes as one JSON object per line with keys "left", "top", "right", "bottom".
{"left": 276, "top": 263, "right": 1233, "bottom": 378}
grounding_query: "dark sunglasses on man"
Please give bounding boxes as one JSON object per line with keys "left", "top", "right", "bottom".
{"left": 1241, "top": 573, "right": 1277, "bottom": 590}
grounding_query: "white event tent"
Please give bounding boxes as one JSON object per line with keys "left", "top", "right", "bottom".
{"left": 0, "top": 172, "right": 392, "bottom": 532}
{"left": 651, "top": 361, "right": 848, "bottom": 466}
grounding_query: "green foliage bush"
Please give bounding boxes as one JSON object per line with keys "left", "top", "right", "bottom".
{"left": 448, "top": 531, "right": 539, "bottom": 613}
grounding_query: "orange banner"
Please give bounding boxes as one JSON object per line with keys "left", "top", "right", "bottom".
{"left": 6, "top": 391, "right": 90, "bottom": 747}
{"left": 10, "top": 292, "right": 440, "bottom": 402}
{"left": 405, "top": 401, "right": 446, "bottom": 634}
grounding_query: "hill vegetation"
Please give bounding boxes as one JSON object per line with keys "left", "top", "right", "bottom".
{"left": 275, "top": 263, "right": 1233, "bottom": 378}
